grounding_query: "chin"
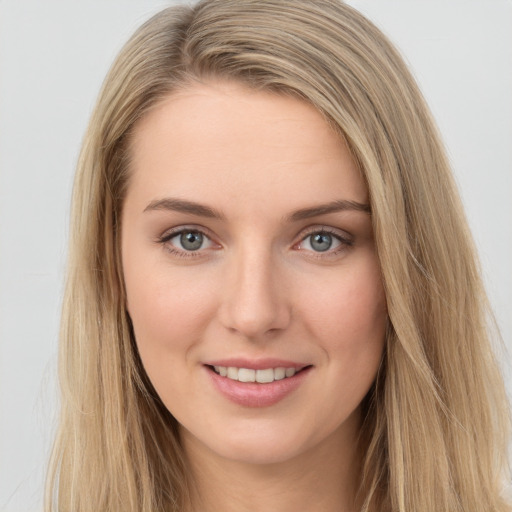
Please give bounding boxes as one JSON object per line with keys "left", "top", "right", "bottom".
{"left": 212, "top": 436, "right": 306, "bottom": 466}
{"left": 181, "top": 417, "right": 322, "bottom": 467}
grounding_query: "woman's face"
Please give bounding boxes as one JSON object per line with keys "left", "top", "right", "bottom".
{"left": 122, "top": 81, "right": 387, "bottom": 465}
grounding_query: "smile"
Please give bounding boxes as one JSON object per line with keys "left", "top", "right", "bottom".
{"left": 205, "top": 363, "right": 313, "bottom": 407}
{"left": 211, "top": 366, "right": 300, "bottom": 383}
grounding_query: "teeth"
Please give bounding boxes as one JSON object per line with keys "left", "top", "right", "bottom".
{"left": 212, "top": 365, "right": 300, "bottom": 383}
{"left": 285, "top": 368, "right": 296, "bottom": 378}
{"left": 214, "top": 365, "right": 228, "bottom": 377}
{"left": 256, "top": 368, "right": 274, "bottom": 383}
{"left": 227, "top": 367, "right": 239, "bottom": 380}
{"left": 274, "top": 367, "right": 286, "bottom": 380}
{"left": 238, "top": 368, "right": 256, "bottom": 382}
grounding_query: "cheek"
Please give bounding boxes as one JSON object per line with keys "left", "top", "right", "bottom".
{"left": 304, "top": 258, "right": 386, "bottom": 339}
{"left": 126, "top": 270, "right": 214, "bottom": 345}
{"left": 300, "top": 256, "right": 387, "bottom": 382}
{"left": 124, "top": 270, "right": 218, "bottom": 413}
{"left": 122, "top": 243, "right": 217, "bottom": 375}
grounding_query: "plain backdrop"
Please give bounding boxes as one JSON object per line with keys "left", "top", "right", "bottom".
{"left": 1, "top": 1, "right": 511, "bottom": 510}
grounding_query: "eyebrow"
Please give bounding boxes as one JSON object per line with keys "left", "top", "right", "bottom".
{"left": 143, "top": 198, "right": 225, "bottom": 219}
{"left": 143, "top": 197, "right": 370, "bottom": 221}
{"left": 286, "top": 199, "right": 371, "bottom": 221}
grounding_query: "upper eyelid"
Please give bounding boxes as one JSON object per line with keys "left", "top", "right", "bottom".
{"left": 158, "top": 224, "right": 215, "bottom": 241}
{"left": 297, "top": 225, "right": 353, "bottom": 241}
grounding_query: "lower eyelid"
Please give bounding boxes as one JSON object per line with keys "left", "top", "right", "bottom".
{"left": 164, "top": 246, "right": 204, "bottom": 258}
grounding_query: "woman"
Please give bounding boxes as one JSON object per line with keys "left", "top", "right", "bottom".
{"left": 46, "top": 1, "right": 511, "bottom": 510}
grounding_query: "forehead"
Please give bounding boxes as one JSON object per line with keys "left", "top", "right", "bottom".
{"left": 126, "top": 80, "right": 367, "bottom": 214}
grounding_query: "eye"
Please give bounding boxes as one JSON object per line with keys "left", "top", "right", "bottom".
{"left": 296, "top": 228, "right": 352, "bottom": 255}
{"left": 304, "top": 232, "right": 338, "bottom": 252}
{"left": 173, "top": 230, "right": 207, "bottom": 251}
{"left": 158, "top": 227, "right": 217, "bottom": 256}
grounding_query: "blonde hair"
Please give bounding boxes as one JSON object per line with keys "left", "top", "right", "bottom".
{"left": 46, "top": 1, "right": 511, "bottom": 510}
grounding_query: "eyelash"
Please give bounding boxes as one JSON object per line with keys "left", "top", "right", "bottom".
{"left": 157, "top": 226, "right": 217, "bottom": 259}
{"left": 295, "top": 227, "right": 353, "bottom": 259}
{"left": 156, "top": 226, "right": 353, "bottom": 259}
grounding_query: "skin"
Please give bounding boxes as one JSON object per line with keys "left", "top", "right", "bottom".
{"left": 122, "top": 80, "right": 387, "bottom": 512}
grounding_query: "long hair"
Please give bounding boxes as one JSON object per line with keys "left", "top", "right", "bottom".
{"left": 46, "top": 1, "right": 511, "bottom": 510}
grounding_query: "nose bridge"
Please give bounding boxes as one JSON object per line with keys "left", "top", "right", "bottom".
{"left": 220, "top": 239, "right": 290, "bottom": 338}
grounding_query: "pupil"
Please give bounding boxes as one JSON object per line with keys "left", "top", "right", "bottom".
{"left": 311, "top": 233, "right": 332, "bottom": 252}
{"left": 180, "top": 231, "right": 203, "bottom": 251}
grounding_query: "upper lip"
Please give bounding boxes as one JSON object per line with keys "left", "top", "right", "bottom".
{"left": 203, "top": 358, "right": 311, "bottom": 371}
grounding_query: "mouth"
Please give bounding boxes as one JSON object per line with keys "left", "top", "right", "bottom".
{"left": 205, "top": 364, "right": 312, "bottom": 384}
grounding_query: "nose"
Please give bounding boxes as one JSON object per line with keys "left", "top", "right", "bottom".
{"left": 218, "top": 244, "right": 291, "bottom": 339}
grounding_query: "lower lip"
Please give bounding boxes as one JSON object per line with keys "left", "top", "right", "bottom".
{"left": 206, "top": 366, "right": 312, "bottom": 408}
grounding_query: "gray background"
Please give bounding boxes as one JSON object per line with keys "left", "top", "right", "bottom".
{"left": 1, "top": 1, "right": 511, "bottom": 510}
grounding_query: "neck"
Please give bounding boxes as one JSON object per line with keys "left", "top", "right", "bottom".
{"left": 181, "top": 414, "right": 362, "bottom": 512}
